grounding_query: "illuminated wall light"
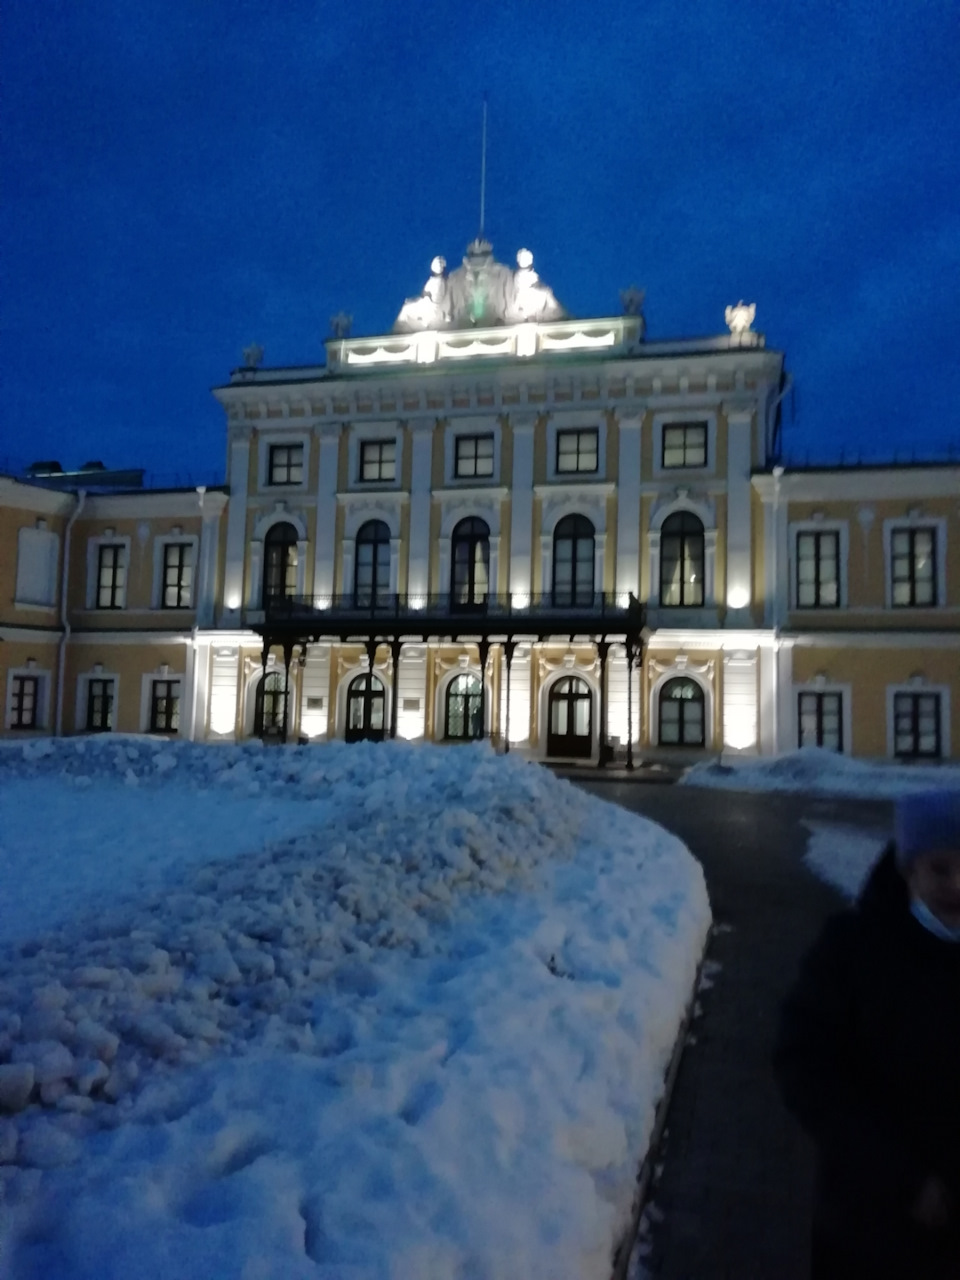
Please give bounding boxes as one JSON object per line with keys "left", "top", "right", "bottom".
{"left": 727, "top": 586, "right": 750, "bottom": 610}
{"left": 617, "top": 592, "right": 631, "bottom": 608}
{"left": 511, "top": 593, "right": 530, "bottom": 610}
{"left": 225, "top": 591, "right": 241, "bottom": 610}
{"left": 724, "top": 709, "right": 756, "bottom": 751}
{"left": 209, "top": 691, "right": 237, "bottom": 736}
{"left": 409, "top": 595, "right": 427, "bottom": 610}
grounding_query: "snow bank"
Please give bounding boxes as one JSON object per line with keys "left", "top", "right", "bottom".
{"left": 681, "top": 746, "right": 960, "bottom": 799}
{"left": 0, "top": 739, "right": 710, "bottom": 1279}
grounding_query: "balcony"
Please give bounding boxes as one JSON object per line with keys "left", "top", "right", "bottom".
{"left": 259, "top": 591, "right": 644, "bottom": 642}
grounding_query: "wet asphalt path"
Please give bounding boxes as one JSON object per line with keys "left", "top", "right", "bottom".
{"left": 574, "top": 781, "right": 892, "bottom": 1280}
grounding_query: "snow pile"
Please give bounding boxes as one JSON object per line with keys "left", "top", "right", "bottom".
{"left": 0, "top": 739, "right": 710, "bottom": 1279}
{"left": 682, "top": 746, "right": 960, "bottom": 799}
{"left": 802, "top": 821, "right": 890, "bottom": 900}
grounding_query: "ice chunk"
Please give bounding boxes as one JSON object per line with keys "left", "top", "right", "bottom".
{"left": 72, "top": 1019, "right": 120, "bottom": 1064}
{"left": 74, "top": 1059, "right": 109, "bottom": 1097}
{"left": 11, "top": 1040, "right": 75, "bottom": 1085}
{"left": 19, "top": 1120, "right": 79, "bottom": 1168}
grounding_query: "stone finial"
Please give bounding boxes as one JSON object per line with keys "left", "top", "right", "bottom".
{"left": 724, "top": 301, "right": 756, "bottom": 335}
{"left": 330, "top": 312, "right": 353, "bottom": 338}
{"left": 242, "top": 343, "right": 264, "bottom": 369}
{"left": 619, "top": 286, "right": 645, "bottom": 317}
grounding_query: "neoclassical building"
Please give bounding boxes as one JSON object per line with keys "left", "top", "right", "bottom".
{"left": 3, "top": 237, "right": 958, "bottom": 764}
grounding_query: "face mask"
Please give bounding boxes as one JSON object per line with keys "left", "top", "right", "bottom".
{"left": 910, "top": 896, "right": 960, "bottom": 944}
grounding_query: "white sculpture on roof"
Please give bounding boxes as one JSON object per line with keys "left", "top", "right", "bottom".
{"left": 725, "top": 301, "right": 756, "bottom": 335}
{"left": 394, "top": 239, "right": 566, "bottom": 332}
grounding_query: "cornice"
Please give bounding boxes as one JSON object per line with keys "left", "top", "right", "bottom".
{"left": 753, "top": 468, "right": 960, "bottom": 502}
{"left": 0, "top": 478, "right": 75, "bottom": 517}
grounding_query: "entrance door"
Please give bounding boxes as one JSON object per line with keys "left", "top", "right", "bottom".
{"left": 546, "top": 676, "right": 592, "bottom": 758}
{"left": 255, "top": 671, "right": 286, "bottom": 740}
{"left": 345, "top": 673, "right": 386, "bottom": 742}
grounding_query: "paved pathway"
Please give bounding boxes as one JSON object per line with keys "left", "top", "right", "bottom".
{"left": 575, "top": 781, "right": 892, "bottom": 1280}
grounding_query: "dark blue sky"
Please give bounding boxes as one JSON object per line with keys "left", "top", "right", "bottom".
{"left": 2, "top": 0, "right": 959, "bottom": 481}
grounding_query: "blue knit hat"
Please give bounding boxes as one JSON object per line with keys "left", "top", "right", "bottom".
{"left": 895, "top": 790, "right": 960, "bottom": 869}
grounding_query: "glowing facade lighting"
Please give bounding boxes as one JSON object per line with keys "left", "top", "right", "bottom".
{"left": 727, "top": 586, "right": 750, "bottom": 610}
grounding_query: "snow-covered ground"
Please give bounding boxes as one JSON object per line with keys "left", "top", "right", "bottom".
{"left": 684, "top": 746, "right": 960, "bottom": 900}
{"left": 0, "top": 737, "right": 710, "bottom": 1280}
{"left": 681, "top": 745, "right": 960, "bottom": 800}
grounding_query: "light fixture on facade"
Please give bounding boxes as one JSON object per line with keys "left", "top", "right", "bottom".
{"left": 727, "top": 586, "right": 750, "bottom": 610}
{"left": 226, "top": 591, "right": 241, "bottom": 610}
{"left": 410, "top": 595, "right": 427, "bottom": 610}
{"left": 511, "top": 593, "right": 530, "bottom": 610}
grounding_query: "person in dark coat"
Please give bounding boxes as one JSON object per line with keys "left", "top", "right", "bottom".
{"left": 773, "top": 789, "right": 960, "bottom": 1280}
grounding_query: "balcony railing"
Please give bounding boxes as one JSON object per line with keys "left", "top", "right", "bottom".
{"left": 263, "top": 591, "right": 643, "bottom": 627}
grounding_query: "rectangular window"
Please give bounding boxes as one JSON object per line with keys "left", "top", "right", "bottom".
{"left": 556, "top": 428, "right": 599, "bottom": 475}
{"left": 86, "top": 678, "right": 115, "bottom": 732}
{"left": 268, "top": 443, "right": 304, "bottom": 485}
{"left": 891, "top": 527, "right": 937, "bottom": 607}
{"left": 149, "top": 679, "right": 181, "bottom": 734}
{"left": 359, "top": 439, "right": 396, "bottom": 482}
{"left": 454, "top": 434, "right": 495, "bottom": 479}
{"left": 798, "top": 691, "right": 843, "bottom": 751}
{"left": 162, "top": 543, "right": 193, "bottom": 608}
{"left": 11, "top": 676, "right": 38, "bottom": 729}
{"left": 96, "top": 544, "right": 126, "bottom": 609}
{"left": 894, "top": 691, "right": 941, "bottom": 758}
{"left": 662, "top": 423, "right": 707, "bottom": 469}
{"left": 796, "top": 531, "right": 840, "bottom": 608}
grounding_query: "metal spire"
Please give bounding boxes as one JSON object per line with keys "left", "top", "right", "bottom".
{"left": 479, "top": 95, "right": 488, "bottom": 239}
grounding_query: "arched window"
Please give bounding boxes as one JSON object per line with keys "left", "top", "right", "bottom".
{"left": 254, "top": 671, "right": 286, "bottom": 739}
{"left": 345, "top": 673, "right": 386, "bottom": 742}
{"left": 660, "top": 512, "right": 704, "bottom": 607}
{"left": 354, "top": 521, "right": 391, "bottom": 608}
{"left": 450, "top": 518, "right": 490, "bottom": 612}
{"left": 552, "top": 515, "right": 595, "bottom": 607}
{"left": 546, "top": 676, "right": 592, "bottom": 758}
{"left": 262, "top": 522, "right": 298, "bottom": 608}
{"left": 445, "top": 674, "right": 483, "bottom": 740}
{"left": 659, "top": 677, "right": 705, "bottom": 746}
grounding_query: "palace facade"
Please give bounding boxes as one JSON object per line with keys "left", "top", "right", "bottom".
{"left": 3, "top": 238, "right": 958, "bottom": 764}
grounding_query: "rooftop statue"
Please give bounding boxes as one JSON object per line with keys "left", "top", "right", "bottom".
{"left": 394, "top": 240, "right": 566, "bottom": 332}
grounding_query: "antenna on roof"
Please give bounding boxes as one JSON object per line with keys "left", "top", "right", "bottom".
{"left": 479, "top": 94, "right": 488, "bottom": 238}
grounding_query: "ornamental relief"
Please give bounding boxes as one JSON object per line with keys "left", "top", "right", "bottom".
{"left": 648, "top": 655, "right": 715, "bottom": 680}
{"left": 649, "top": 490, "right": 716, "bottom": 528}
{"left": 537, "top": 650, "right": 601, "bottom": 681}
{"left": 539, "top": 489, "right": 608, "bottom": 530}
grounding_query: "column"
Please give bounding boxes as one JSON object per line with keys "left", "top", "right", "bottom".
{"left": 407, "top": 419, "right": 435, "bottom": 599}
{"left": 221, "top": 435, "right": 250, "bottom": 623}
{"left": 313, "top": 427, "right": 341, "bottom": 601}
{"left": 725, "top": 410, "right": 753, "bottom": 623}
{"left": 509, "top": 415, "right": 536, "bottom": 599}
{"left": 615, "top": 415, "right": 642, "bottom": 598}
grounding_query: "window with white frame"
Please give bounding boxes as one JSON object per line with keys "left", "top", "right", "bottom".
{"left": 96, "top": 544, "right": 126, "bottom": 609}
{"left": 15, "top": 524, "right": 59, "bottom": 607}
{"left": 268, "top": 443, "right": 304, "bottom": 486}
{"left": 359, "top": 439, "right": 396, "bottom": 483}
{"left": 86, "top": 678, "right": 115, "bottom": 732}
{"left": 662, "top": 422, "right": 707, "bottom": 469}
{"left": 893, "top": 690, "right": 942, "bottom": 758}
{"left": 556, "top": 428, "right": 598, "bottom": 475}
{"left": 796, "top": 531, "right": 840, "bottom": 608}
{"left": 454, "top": 434, "right": 495, "bottom": 479}
{"left": 890, "top": 526, "right": 937, "bottom": 607}
{"left": 149, "top": 679, "right": 181, "bottom": 733}
{"left": 162, "top": 542, "right": 193, "bottom": 608}
{"left": 10, "top": 675, "right": 39, "bottom": 729}
{"left": 798, "top": 690, "right": 843, "bottom": 751}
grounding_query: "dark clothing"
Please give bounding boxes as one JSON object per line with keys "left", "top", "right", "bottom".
{"left": 773, "top": 845, "right": 960, "bottom": 1279}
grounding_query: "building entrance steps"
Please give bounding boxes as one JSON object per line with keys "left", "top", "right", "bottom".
{"left": 572, "top": 782, "right": 892, "bottom": 1280}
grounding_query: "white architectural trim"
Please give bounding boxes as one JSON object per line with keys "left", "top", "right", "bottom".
{"left": 652, "top": 410, "right": 718, "bottom": 479}
{"left": 648, "top": 662, "right": 715, "bottom": 750}
{"left": 76, "top": 668, "right": 120, "bottom": 733}
{"left": 222, "top": 434, "right": 251, "bottom": 618}
{"left": 5, "top": 663, "right": 52, "bottom": 731}
{"left": 151, "top": 532, "right": 200, "bottom": 610}
{"left": 434, "top": 664, "right": 493, "bottom": 739}
{"left": 407, "top": 419, "right": 436, "bottom": 598}
{"left": 509, "top": 416, "right": 536, "bottom": 597}
{"left": 647, "top": 493, "right": 717, "bottom": 609}
{"left": 885, "top": 679, "right": 951, "bottom": 759}
{"left": 443, "top": 416, "right": 503, "bottom": 486}
{"left": 346, "top": 420, "right": 402, "bottom": 491}
{"left": 788, "top": 518, "right": 850, "bottom": 611}
{"left": 545, "top": 411, "right": 607, "bottom": 482}
{"left": 256, "top": 430, "right": 311, "bottom": 494}
{"left": 881, "top": 514, "right": 947, "bottom": 610}
{"left": 615, "top": 415, "right": 642, "bottom": 598}
{"left": 793, "top": 676, "right": 853, "bottom": 754}
{"left": 536, "top": 663, "right": 601, "bottom": 762}
{"left": 85, "top": 533, "right": 132, "bottom": 611}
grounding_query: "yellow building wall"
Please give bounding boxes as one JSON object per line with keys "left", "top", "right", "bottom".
{"left": 64, "top": 642, "right": 187, "bottom": 735}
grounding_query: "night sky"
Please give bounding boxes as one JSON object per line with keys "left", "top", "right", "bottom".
{"left": 2, "top": 1, "right": 958, "bottom": 483}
